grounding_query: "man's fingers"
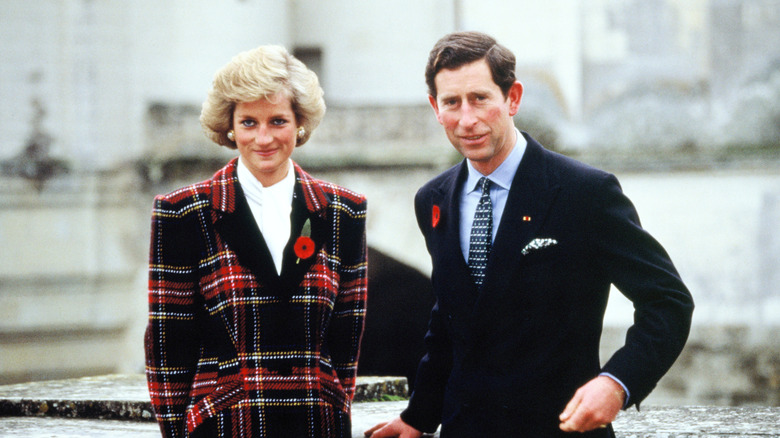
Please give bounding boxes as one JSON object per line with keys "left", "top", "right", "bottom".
{"left": 560, "top": 376, "right": 625, "bottom": 432}
{"left": 559, "top": 390, "right": 581, "bottom": 422}
{"left": 559, "top": 405, "right": 585, "bottom": 432}
{"left": 364, "top": 422, "right": 389, "bottom": 437}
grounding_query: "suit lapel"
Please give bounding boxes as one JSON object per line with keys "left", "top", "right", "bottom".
{"left": 430, "top": 163, "right": 481, "bottom": 310}
{"left": 473, "top": 134, "right": 561, "bottom": 316}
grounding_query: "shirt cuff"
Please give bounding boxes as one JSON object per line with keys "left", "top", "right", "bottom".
{"left": 599, "top": 372, "right": 630, "bottom": 408}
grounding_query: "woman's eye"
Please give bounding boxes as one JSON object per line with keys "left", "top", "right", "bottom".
{"left": 240, "top": 119, "right": 256, "bottom": 127}
{"left": 272, "top": 118, "right": 289, "bottom": 126}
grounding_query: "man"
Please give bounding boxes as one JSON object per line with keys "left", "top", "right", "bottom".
{"left": 366, "top": 31, "right": 693, "bottom": 437}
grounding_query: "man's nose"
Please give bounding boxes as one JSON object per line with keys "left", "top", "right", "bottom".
{"left": 459, "top": 103, "right": 478, "bottom": 127}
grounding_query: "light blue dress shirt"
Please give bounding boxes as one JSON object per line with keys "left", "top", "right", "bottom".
{"left": 459, "top": 128, "right": 526, "bottom": 262}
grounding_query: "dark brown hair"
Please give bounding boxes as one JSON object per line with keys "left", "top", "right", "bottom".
{"left": 425, "top": 31, "right": 516, "bottom": 98}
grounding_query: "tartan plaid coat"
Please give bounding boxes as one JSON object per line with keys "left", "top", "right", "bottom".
{"left": 144, "top": 158, "right": 367, "bottom": 438}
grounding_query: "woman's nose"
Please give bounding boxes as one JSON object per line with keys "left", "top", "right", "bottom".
{"left": 254, "top": 126, "right": 273, "bottom": 144}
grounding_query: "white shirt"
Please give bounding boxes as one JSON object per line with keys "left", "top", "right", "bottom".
{"left": 236, "top": 157, "right": 295, "bottom": 275}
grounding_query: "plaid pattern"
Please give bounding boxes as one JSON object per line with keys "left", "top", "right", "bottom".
{"left": 144, "top": 159, "right": 367, "bottom": 438}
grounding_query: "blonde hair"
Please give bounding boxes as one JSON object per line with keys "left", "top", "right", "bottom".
{"left": 200, "top": 45, "right": 326, "bottom": 148}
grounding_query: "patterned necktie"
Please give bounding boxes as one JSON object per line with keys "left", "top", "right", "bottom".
{"left": 468, "top": 177, "right": 493, "bottom": 288}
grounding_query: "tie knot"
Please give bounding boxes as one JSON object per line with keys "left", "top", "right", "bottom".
{"left": 478, "top": 177, "right": 491, "bottom": 194}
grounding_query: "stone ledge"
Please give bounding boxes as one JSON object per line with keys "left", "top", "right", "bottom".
{"left": 0, "top": 374, "right": 407, "bottom": 421}
{"left": 1, "top": 376, "right": 778, "bottom": 437}
{"left": 350, "top": 402, "right": 780, "bottom": 438}
{"left": 1, "top": 404, "right": 779, "bottom": 438}
{"left": 612, "top": 405, "right": 780, "bottom": 437}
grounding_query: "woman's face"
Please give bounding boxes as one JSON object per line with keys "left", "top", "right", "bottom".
{"left": 232, "top": 94, "right": 298, "bottom": 186}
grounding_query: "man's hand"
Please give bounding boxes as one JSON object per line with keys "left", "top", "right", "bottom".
{"left": 559, "top": 375, "right": 625, "bottom": 432}
{"left": 364, "top": 417, "right": 423, "bottom": 438}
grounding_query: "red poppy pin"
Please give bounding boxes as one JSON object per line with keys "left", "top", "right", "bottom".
{"left": 295, "top": 218, "right": 315, "bottom": 263}
{"left": 432, "top": 205, "right": 441, "bottom": 228}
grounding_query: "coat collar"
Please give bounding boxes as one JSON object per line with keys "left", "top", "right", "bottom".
{"left": 209, "top": 158, "right": 331, "bottom": 300}
{"left": 210, "top": 158, "right": 330, "bottom": 219}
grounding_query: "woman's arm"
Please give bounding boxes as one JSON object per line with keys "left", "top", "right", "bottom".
{"left": 327, "top": 195, "right": 368, "bottom": 402}
{"left": 144, "top": 194, "right": 201, "bottom": 438}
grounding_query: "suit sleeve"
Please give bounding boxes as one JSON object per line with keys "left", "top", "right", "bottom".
{"left": 328, "top": 195, "right": 368, "bottom": 402}
{"left": 144, "top": 195, "right": 200, "bottom": 438}
{"left": 399, "top": 190, "right": 453, "bottom": 433}
{"left": 591, "top": 173, "right": 694, "bottom": 408}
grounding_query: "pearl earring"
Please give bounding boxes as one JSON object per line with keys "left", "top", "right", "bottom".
{"left": 297, "top": 127, "right": 305, "bottom": 139}
{"left": 227, "top": 130, "right": 235, "bottom": 141}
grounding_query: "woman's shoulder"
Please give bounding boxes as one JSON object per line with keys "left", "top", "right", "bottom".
{"left": 311, "top": 180, "right": 367, "bottom": 223}
{"left": 156, "top": 178, "right": 211, "bottom": 202}
{"left": 154, "top": 160, "right": 237, "bottom": 210}
{"left": 152, "top": 179, "right": 215, "bottom": 221}
{"left": 294, "top": 163, "right": 366, "bottom": 210}
{"left": 318, "top": 179, "right": 366, "bottom": 206}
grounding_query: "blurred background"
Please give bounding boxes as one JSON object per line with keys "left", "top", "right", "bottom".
{"left": 1, "top": 0, "right": 778, "bottom": 407}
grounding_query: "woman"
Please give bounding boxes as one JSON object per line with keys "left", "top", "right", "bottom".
{"left": 144, "top": 45, "right": 368, "bottom": 438}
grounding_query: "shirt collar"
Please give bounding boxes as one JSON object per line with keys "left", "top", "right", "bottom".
{"left": 236, "top": 156, "right": 295, "bottom": 206}
{"left": 465, "top": 128, "right": 526, "bottom": 192}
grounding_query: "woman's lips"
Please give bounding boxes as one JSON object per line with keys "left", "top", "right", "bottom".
{"left": 254, "top": 149, "right": 277, "bottom": 157}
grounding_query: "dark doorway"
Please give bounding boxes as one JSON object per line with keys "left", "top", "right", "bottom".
{"left": 358, "top": 247, "right": 435, "bottom": 391}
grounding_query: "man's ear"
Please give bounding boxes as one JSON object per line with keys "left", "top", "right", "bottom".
{"left": 508, "top": 81, "right": 523, "bottom": 116}
{"left": 428, "top": 94, "right": 443, "bottom": 123}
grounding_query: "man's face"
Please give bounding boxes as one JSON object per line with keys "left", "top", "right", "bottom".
{"left": 429, "top": 59, "right": 522, "bottom": 175}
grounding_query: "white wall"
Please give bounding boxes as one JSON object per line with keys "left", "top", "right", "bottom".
{"left": 2, "top": 1, "right": 778, "bottom": 169}
{"left": 0, "top": 0, "right": 290, "bottom": 169}
{"left": 291, "top": 0, "right": 454, "bottom": 105}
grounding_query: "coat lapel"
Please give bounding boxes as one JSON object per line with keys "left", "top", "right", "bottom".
{"left": 279, "top": 163, "right": 330, "bottom": 299}
{"left": 210, "top": 159, "right": 330, "bottom": 299}
{"left": 211, "top": 159, "right": 282, "bottom": 291}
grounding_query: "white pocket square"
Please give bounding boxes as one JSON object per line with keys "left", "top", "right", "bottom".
{"left": 521, "top": 238, "right": 558, "bottom": 255}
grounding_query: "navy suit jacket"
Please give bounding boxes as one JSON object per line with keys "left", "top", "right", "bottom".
{"left": 401, "top": 133, "right": 693, "bottom": 437}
